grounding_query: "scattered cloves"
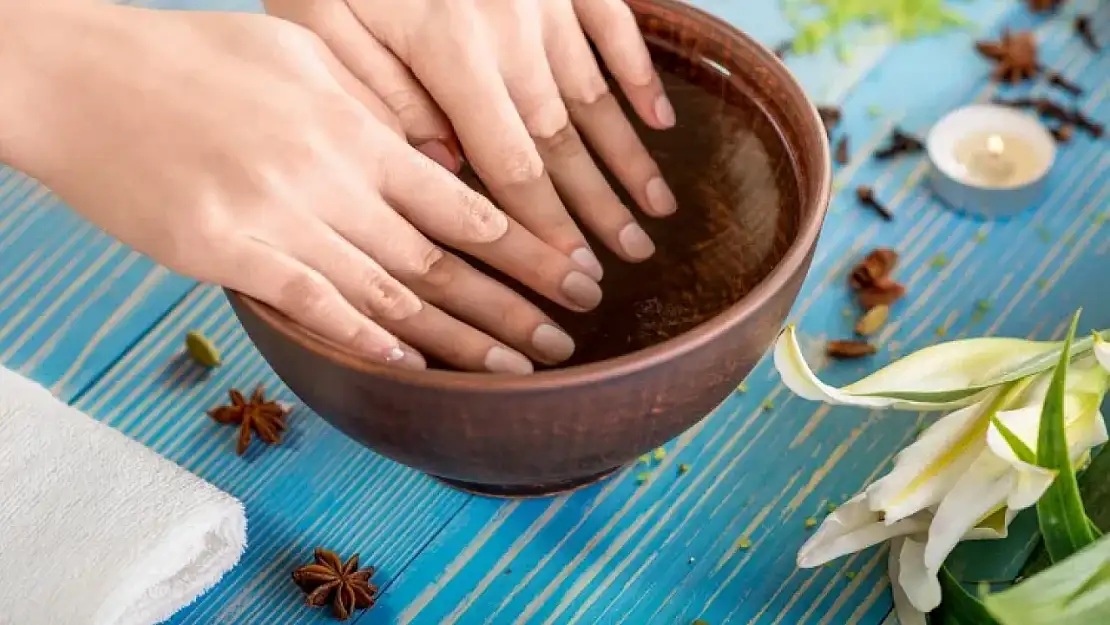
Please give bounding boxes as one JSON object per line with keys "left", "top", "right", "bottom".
{"left": 874, "top": 128, "right": 925, "bottom": 160}
{"left": 1051, "top": 124, "right": 1074, "bottom": 143}
{"left": 835, "top": 136, "right": 850, "bottom": 165}
{"left": 1076, "top": 16, "right": 1100, "bottom": 52}
{"left": 817, "top": 106, "right": 842, "bottom": 139}
{"left": 826, "top": 340, "right": 877, "bottom": 360}
{"left": 993, "top": 96, "right": 1103, "bottom": 139}
{"left": 772, "top": 40, "right": 792, "bottom": 59}
{"left": 859, "top": 282, "right": 907, "bottom": 310}
{"left": 1046, "top": 71, "right": 1083, "bottom": 96}
{"left": 848, "top": 248, "right": 899, "bottom": 290}
{"left": 855, "top": 185, "right": 894, "bottom": 221}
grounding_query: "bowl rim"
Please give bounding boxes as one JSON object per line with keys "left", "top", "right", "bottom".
{"left": 230, "top": 0, "right": 832, "bottom": 392}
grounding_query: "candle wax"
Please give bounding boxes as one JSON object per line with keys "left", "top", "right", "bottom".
{"left": 953, "top": 131, "right": 1045, "bottom": 187}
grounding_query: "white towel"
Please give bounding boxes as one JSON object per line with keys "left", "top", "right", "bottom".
{"left": 0, "top": 366, "right": 247, "bottom": 625}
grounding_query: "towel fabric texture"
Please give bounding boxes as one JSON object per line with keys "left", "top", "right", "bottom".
{"left": 0, "top": 366, "right": 246, "bottom": 625}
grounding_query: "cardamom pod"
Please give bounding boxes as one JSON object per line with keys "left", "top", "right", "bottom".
{"left": 855, "top": 305, "right": 890, "bottom": 336}
{"left": 185, "top": 331, "right": 221, "bottom": 368}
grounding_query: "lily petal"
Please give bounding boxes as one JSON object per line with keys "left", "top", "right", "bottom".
{"left": 896, "top": 537, "right": 941, "bottom": 614}
{"left": 924, "top": 452, "right": 1053, "bottom": 576}
{"left": 773, "top": 326, "right": 1060, "bottom": 410}
{"left": 797, "top": 494, "right": 930, "bottom": 568}
{"left": 889, "top": 538, "right": 929, "bottom": 625}
{"left": 867, "top": 399, "right": 992, "bottom": 522}
{"left": 1094, "top": 332, "right": 1110, "bottom": 373}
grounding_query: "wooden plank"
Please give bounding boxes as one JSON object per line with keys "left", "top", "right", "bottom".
{"left": 382, "top": 4, "right": 1110, "bottom": 624}
{"left": 72, "top": 285, "right": 472, "bottom": 624}
{"left": 0, "top": 170, "right": 194, "bottom": 398}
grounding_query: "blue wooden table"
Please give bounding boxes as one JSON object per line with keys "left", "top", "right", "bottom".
{"left": 3, "top": 0, "right": 1108, "bottom": 623}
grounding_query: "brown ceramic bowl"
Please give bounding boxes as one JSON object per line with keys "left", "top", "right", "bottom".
{"left": 229, "top": 0, "right": 830, "bottom": 497}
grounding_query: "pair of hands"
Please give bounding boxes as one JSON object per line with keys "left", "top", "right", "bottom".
{"left": 6, "top": 0, "right": 675, "bottom": 373}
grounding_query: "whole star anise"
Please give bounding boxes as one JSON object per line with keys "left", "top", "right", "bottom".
{"left": 208, "top": 387, "right": 288, "bottom": 455}
{"left": 1027, "top": 0, "right": 1065, "bottom": 12}
{"left": 976, "top": 30, "right": 1040, "bottom": 83}
{"left": 292, "top": 549, "right": 377, "bottom": 621}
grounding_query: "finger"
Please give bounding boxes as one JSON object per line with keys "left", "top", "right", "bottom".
{"left": 572, "top": 0, "right": 675, "bottom": 130}
{"left": 488, "top": 8, "right": 609, "bottom": 271}
{"left": 407, "top": 252, "right": 576, "bottom": 364}
{"left": 279, "top": 214, "right": 424, "bottom": 323}
{"left": 378, "top": 142, "right": 603, "bottom": 312}
{"left": 402, "top": 30, "right": 603, "bottom": 280}
{"left": 381, "top": 303, "right": 534, "bottom": 375}
{"left": 219, "top": 237, "right": 414, "bottom": 367}
{"left": 273, "top": 0, "right": 461, "bottom": 170}
{"left": 545, "top": 2, "right": 676, "bottom": 221}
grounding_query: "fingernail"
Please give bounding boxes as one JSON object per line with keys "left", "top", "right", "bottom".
{"left": 383, "top": 346, "right": 406, "bottom": 362}
{"left": 570, "top": 247, "right": 604, "bottom": 281}
{"left": 645, "top": 177, "right": 677, "bottom": 216}
{"left": 416, "top": 140, "right": 457, "bottom": 171}
{"left": 618, "top": 223, "right": 656, "bottom": 261}
{"left": 484, "top": 346, "right": 534, "bottom": 375}
{"left": 394, "top": 345, "right": 427, "bottom": 371}
{"left": 560, "top": 271, "right": 603, "bottom": 310}
{"left": 531, "top": 324, "right": 575, "bottom": 363}
{"left": 654, "top": 94, "right": 676, "bottom": 127}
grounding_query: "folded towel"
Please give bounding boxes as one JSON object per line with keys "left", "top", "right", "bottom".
{"left": 0, "top": 366, "right": 246, "bottom": 625}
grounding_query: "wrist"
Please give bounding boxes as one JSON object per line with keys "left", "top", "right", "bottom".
{"left": 0, "top": 1, "right": 111, "bottom": 172}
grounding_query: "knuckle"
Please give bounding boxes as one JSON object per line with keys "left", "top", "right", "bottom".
{"left": 567, "top": 78, "right": 611, "bottom": 109}
{"left": 383, "top": 89, "right": 434, "bottom": 127}
{"left": 278, "top": 272, "right": 334, "bottom": 320}
{"left": 496, "top": 147, "right": 545, "bottom": 186}
{"left": 522, "top": 99, "right": 571, "bottom": 140}
{"left": 363, "top": 273, "right": 421, "bottom": 321}
{"left": 455, "top": 191, "right": 508, "bottom": 242}
{"left": 538, "top": 124, "right": 585, "bottom": 160}
{"left": 399, "top": 244, "right": 445, "bottom": 278}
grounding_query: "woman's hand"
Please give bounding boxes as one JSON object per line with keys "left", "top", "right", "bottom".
{"left": 265, "top": 0, "right": 677, "bottom": 273}
{"left": 1, "top": 2, "right": 595, "bottom": 373}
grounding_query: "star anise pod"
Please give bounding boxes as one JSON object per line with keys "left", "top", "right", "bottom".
{"left": 1026, "top": 0, "right": 1065, "bottom": 12}
{"left": 208, "top": 387, "right": 288, "bottom": 455}
{"left": 976, "top": 30, "right": 1040, "bottom": 83}
{"left": 292, "top": 549, "right": 377, "bottom": 621}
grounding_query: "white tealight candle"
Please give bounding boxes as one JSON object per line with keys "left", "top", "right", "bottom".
{"left": 953, "top": 131, "right": 1045, "bottom": 187}
{"left": 926, "top": 104, "right": 1057, "bottom": 219}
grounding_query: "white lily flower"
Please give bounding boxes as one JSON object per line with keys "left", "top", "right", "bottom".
{"left": 1093, "top": 333, "right": 1110, "bottom": 373}
{"left": 782, "top": 330, "right": 1110, "bottom": 620}
{"left": 774, "top": 325, "right": 1063, "bottom": 410}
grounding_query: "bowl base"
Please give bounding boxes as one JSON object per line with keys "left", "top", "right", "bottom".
{"left": 433, "top": 467, "right": 621, "bottom": 499}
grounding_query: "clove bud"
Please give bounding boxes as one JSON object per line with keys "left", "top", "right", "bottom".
{"left": 1076, "top": 16, "right": 1100, "bottom": 52}
{"left": 874, "top": 128, "right": 925, "bottom": 160}
{"left": 856, "top": 185, "right": 894, "bottom": 221}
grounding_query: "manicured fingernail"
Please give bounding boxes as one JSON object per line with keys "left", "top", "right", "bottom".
{"left": 484, "top": 346, "right": 534, "bottom": 375}
{"left": 531, "top": 324, "right": 575, "bottom": 363}
{"left": 645, "top": 177, "right": 677, "bottom": 216}
{"left": 383, "top": 346, "right": 405, "bottom": 362}
{"left": 654, "top": 94, "right": 676, "bottom": 127}
{"left": 416, "top": 140, "right": 457, "bottom": 171}
{"left": 560, "top": 271, "right": 603, "bottom": 310}
{"left": 570, "top": 247, "right": 604, "bottom": 281}
{"left": 393, "top": 345, "right": 427, "bottom": 371}
{"left": 618, "top": 223, "right": 656, "bottom": 261}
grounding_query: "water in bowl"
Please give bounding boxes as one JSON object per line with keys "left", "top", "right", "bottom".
{"left": 457, "top": 46, "right": 801, "bottom": 368}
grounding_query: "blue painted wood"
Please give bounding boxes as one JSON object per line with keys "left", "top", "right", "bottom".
{"left": 2, "top": 0, "right": 1108, "bottom": 624}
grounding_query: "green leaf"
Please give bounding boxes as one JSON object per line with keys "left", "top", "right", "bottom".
{"left": 1023, "top": 446, "right": 1110, "bottom": 577}
{"left": 934, "top": 566, "right": 1000, "bottom": 625}
{"left": 985, "top": 534, "right": 1110, "bottom": 625}
{"left": 1035, "top": 311, "right": 1097, "bottom": 563}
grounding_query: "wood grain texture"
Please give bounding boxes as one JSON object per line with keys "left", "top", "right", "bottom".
{"left": 1, "top": 0, "right": 1107, "bottom": 624}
